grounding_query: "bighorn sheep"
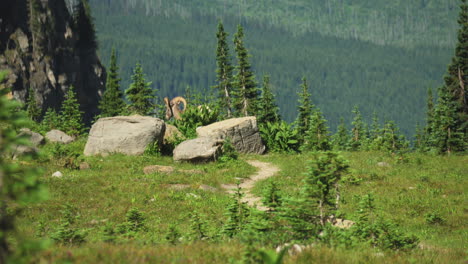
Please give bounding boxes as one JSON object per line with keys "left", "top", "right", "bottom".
{"left": 164, "top": 96, "right": 187, "bottom": 120}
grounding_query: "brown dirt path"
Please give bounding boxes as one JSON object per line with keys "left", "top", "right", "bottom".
{"left": 221, "top": 160, "right": 280, "bottom": 211}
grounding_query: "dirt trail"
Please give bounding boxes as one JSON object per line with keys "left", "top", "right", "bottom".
{"left": 222, "top": 160, "right": 280, "bottom": 211}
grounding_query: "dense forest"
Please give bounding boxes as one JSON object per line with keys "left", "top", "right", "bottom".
{"left": 89, "top": 0, "right": 457, "bottom": 136}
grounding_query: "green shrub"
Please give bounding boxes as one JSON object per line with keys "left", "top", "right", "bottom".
{"left": 425, "top": 212, "right": 445, "bottom": 225}
{"left": 174, "top": 105, "right": 219, "bottom": 139}
{"left": 259, "top": 121, "right": 298, "bottom": 153}
{"left": 218, "top": 138, "right": 238, "bottom": 163}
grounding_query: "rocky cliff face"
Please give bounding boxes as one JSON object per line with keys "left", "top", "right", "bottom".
{"left": 0, "top": 0, "right": 106, "bottom": 122}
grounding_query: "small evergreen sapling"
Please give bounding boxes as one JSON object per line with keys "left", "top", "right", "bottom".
{"left": 332, "top": 117, "right": 349, "bottom": 150}
{"left": 222, "top": 184, "right": 250, "bottom": 238}
{"left": 125, "top": 63, "right": 155, "bottom": 116}
{"left": 60, "top": 85, "right": 84, "bottom": 136}
{"left": 99, "top": 48, "right": 126, "bottom": 117}
{"left": 258, "top": 75, "right": 280, "bottom": 124}
{"left": 26, "top": 87, "right": 41, "bottom": 122}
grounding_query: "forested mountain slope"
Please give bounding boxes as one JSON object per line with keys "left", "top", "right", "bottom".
{"left": 89, "top": 0, "right": 457, "bottom": 136}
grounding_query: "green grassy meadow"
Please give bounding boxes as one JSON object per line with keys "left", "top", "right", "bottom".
{"left": 13, "top": 139, "right": 468, "bottom": 263}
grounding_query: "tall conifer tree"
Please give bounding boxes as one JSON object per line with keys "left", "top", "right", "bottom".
{"left": 232, "top": 25, "right": 258, "bottom": 117}
{"left": 99, "top": 48, "right": 126, "bottom": 117}
{"left": 257, "top": 75, "right": 280, "bottom": 124}
{"left": 429, "top": 0, "right": 468, "bottom": 153}
{"left": 214, "top": 21, "right": 233, "bottom": 118}
{"left": 296, "top": 77, "right": 313, "bottom": 144}
{"left": 125, "top": 63, "right": 155, "bottom": 116}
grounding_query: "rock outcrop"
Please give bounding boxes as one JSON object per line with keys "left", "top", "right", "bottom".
{"left": 196, "top": 116, "right": 265, "bottom": 154}
{"left": 84, "top": 115, "right": 165, "bottom": 156}
{"left": 46, "top": 129, "right": 74, "bottom": 144}
{"left": 0, "top": 0, "right": 106, "bottom": 122}
{"left": 173, "top": 137, "right": 223, "bottom": 162}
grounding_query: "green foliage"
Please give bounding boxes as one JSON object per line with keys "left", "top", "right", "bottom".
{"left": 349, "top": 106, "right": 366, "bottom": 151}
{"left": 296, "top": 77, "right": 313, "bottom": 144}
{"left": 188, "top": 211, "right": 210, "bottom": 241}
{"left": 99, "top": 48, "right": 126, "bottom": 117}
{"left": 213, "top": 21, "right": 234, "bottom": 118}
{"left": 102, "top": 223, "right": 117, "bottom": 243}
{"left": 144, "top": 141, "right": 160, "bottom": 156}
{"left": 174, "top": 105, "right": 219, "bottom": 139}
{"left": 380, "top": 121, "right": 409, "bottom": 153}
{"left": 59, "top": 86, "right": 85, "bottom": 137}
{"left": 125, "top": 63, "right": 155, "bottom": 115}
{"left": 257, "top": 75, "right": 280, "bottom": 124}
{"left": 222, "top": 185, "right": 250, "bottom": 238}
{"left": 426, "top": 0, "right": 468, "bottom": 154}
{"left": 51, "top": 204, "right": 86, "bottom": 245}
{"left": 302, "top": 109, "right": 331, "bottom": 152}
{"left": 332, "top": 117, "right": 349, "bottom": 150}
{"left": 424, "top": 212, "right": 445, "bottom": 225}
{"left": 0, "top": 71, "right": 47, "bottom": 262}
{"left": 40, "top": 108, "right": 60, "bottom": 133}
{"left": 232, "top": 25, "right": 259, "bottom": 117}
{"left": 26, "top": 87, "right": 41, "bottom": 122}
{"left": 262, "top": 181, "right": 282, "bottom": 210}
{"left": 165, "top": 224, "right": 181, "bottom": 245}
{"left": 349, "top": 194, "right": 419, "bottom": 250}
{"left": 279, "top": 152, "right": 349, "bottom": 240}
{"left": 218, "top": 138, "right": 238, "bottom": 163}
{"left": 117, "top": 207, "right": 146, "bottom": 235}
{"left": 259, "top": 121, "right": 299, "bottom": 153}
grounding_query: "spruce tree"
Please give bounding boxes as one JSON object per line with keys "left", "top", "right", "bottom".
{"left": 349, "top": 106, "right": 366, "bottom": 151}
{"left": 60, "top": 86, "right": 84, "bottom": 137}
{"left": 222, "top": 185, "right": 250, "bottom": 238}
{"left": 381, "top": 120, "right": 408, "bottom": 152}
{"left": 125, "top": 63, "right": 155, "bottom": 116}
{"left": 428, "top": 0, "right": 468, "bottom": 153}
{"left": 296, "top": 77, "right": 313, "bottom": 144}
{"left": 431, "top": 87, "right": 466, "bottom": 154}
{"left": 0, "top": 71, "right": 46, "bottom": 262}
{"left": 232, "top": 25, "right": 258, "bottom": 117}
{"left": 99, "top": 48, "right": 126, "bottom": 117}
{"left": 257, "top": 75, "right": 280, "bottom": 124}
{"left": 26, "top": 87, "right": 41, "bottom": 122}
{"left": 332, "top": 117, "right": 349, "bottom": 150}
{"left": 213, "top": 21, "right": 233, "bottom": 118}
{"left": 73, "top": 0, "right": 98, "bottom": 50}
{"left": 302, "top": 109, "right": 331, "bottom": 151}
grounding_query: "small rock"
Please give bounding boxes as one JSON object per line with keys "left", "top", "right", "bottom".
{"left": 377, "top": 162, "right": 390, "bottom": 167}
{"left": 168, "top": 184, "right": 191, "bottom": 190}
{"left": 12, "top": 145, "right": 38, "bottom": 159}
{"left": 46, "top": 130, "right": 74, "bottom": 144}
{"left": 332, "top": 219, "right": 355, "bottom": 229}
{"left": 79, "top": 162, "right": 91, "bottom": 170}
{"left": 52, "top": 171, "right": 63, "bottom": 178}
{"left": 186, "top": 193, "right": 200, "bottom": 199}
{"left": 408, "top": 186, "right": 416, "bottom": 190}
{"left": 143, "top": 165, "right": 174, "bottom": 175}
{"left": 198, "top": 184, "right": 217, "bottom": 192}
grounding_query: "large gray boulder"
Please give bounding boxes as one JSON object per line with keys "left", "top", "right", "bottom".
{"left": 196, "top": 116, "right": 265, "bottom": 154}
{"left": 46, "top": 130, "right": 74, "bottom": 144}
{"left": 10, "top": 128, "right": 44, "bottom": 159}
{"left": 173, "top": 137, "right": 223, "bottom": 162}
{"left": 84, "top": 115, "right": 165, "bottom": 156}
{"left": 19, "top": 128, "right": 45, "bottom": 147}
